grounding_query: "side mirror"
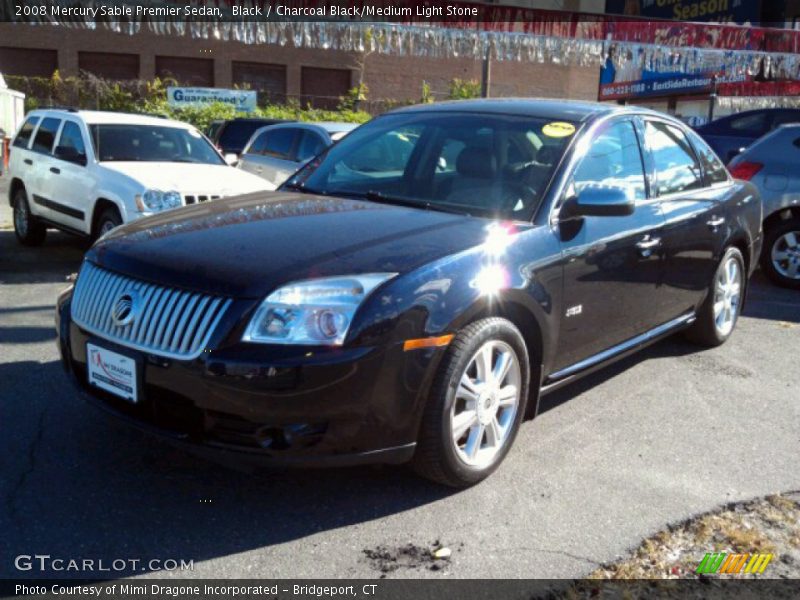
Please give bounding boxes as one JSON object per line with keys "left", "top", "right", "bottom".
{"left": 224, "top": 153, "right": 238, "bottom": 166}
{"left": 55, "top": 145, "right": 87, "bottom": 166}
{"left": 561, "top": 185, "right": 635, "bottom": 219}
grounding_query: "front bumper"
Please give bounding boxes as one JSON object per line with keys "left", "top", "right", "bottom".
{"left": 56, "top": 293, "right": 441, "bottom": 468}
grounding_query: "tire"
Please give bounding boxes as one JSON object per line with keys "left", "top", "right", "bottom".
{"left": 760, "top": 218, "right": 800, "bottom": 290}
{"left": 685, "top": 247, "right": 745, "bottom": 347}
{"left": 13, "top": 188, "right": 47, "bottom": 246}
{"left": 94, "top": 206, "right": 122, "bottom": 240}
{"left": 412, "top": 318, "right": 530, "bottom": 487}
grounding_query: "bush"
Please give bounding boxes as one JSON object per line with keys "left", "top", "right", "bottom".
{"left": 448, "top": 78, "right": 481, "bottom": 100}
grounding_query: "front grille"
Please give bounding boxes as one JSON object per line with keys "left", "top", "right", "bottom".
{"left": 184, "top": 194, "right": 220, "bottom": 205}
{"left": 71, "top": 262, "right": 232, "bottom": 360}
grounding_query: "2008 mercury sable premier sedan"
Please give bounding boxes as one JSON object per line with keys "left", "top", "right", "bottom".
{"left": 56, "top": 99, "right": 762, "bottom": 487}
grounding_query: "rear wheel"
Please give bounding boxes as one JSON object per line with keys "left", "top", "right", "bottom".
{"left": 685, "top": 247, "right": 745, "bottom": 347}
{"left": 412, "top": 318, "right": 529, "bottom": 487}
{"left": 761, "top": 218, "right": 800, "bottom": 289}
{"left": 13, "top": 188, "right": 47, "bottom": 246}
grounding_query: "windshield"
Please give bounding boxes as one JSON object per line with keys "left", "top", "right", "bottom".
{"left": 90, "top": 124, "right": 225, "bottom": 164}
{"left": 285, "top": 112, "right": 577, "bottom": 219}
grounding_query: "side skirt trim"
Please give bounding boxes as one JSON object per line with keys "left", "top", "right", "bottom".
{"left": 542, "top": 312, "right": 696, "bottom": 392}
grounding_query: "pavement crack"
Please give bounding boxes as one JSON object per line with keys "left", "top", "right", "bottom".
{"left": 6, "top": 408, "right": 47, "bottom": 518}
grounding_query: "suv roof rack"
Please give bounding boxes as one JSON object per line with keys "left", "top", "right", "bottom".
{"left": 39, "top": 105, "right": 80, "bottom": 112}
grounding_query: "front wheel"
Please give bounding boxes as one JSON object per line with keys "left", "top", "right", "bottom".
{"left": 761, "top": 218, "right": 800, "bottom": 289}
{"left": 685, "top": 247, "right": 745, "bottom": 347}
{"left": 94, "top": 207, "right": 122, "bottom": 241}
{"left": 412, "top": 318, "right": 530, "bottom": 487}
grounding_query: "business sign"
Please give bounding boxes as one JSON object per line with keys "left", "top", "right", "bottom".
{"left": 167, "top": 87, "right": 257, "bottom": 112}
{"left": 598, "top": 58, "right": 748, "bottom": 101}
{"left": 605, "top": 0, "right": 761, "bottom": 24}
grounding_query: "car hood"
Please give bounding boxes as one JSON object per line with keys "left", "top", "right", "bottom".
{"left": 99, "top": 162, "right": 273, "bottom": 194}
{"left": 87, "top": 192, "right": 494, "bottom": 298}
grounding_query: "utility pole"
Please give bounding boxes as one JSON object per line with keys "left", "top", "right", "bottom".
{"left": 708, "top": 74, "right": 718, "bottom": 123}
{"left": 481, "top": 44, "right": 492, "bottom": 98}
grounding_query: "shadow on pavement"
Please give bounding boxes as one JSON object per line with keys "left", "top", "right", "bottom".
{"left": 0, "top": 357, "right": 457, "bottom": 579}
{"left": 0, "top": 230, "right": 85, "bottom": 285}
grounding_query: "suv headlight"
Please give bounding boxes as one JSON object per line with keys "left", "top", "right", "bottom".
{"left": 243, "top": 274, "right": 397, "bottom": 346}
{"left": 135, "top": 189, "right": 182, "bottom": 212}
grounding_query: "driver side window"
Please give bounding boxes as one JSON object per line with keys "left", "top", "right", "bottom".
{"left": 571, "top": 121, "right": 646, "bottom": 202}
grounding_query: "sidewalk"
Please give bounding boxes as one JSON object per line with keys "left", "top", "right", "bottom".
{"left": 0, "top": 173, "right": 11, "bottom": 229}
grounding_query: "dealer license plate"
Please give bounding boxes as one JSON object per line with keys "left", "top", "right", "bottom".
{"left": 86, "top": 343, "right": 138, "bottom": 403}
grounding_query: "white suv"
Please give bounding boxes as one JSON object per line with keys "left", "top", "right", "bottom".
{"left": 8, "top": 109, "right": 273, "bottom": 246}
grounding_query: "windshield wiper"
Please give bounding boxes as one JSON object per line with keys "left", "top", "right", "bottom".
{"left": 360, "top": 191, "right": 470, "bottom": 216}
{"left": 282, "top": 182, "right": 325, "bottom": 195}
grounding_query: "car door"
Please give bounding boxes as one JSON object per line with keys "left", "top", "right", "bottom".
{"left": 50, "top": 119, "right": 93, "bottom": 232}
{"left": 239, "top": 128, "right": 299, "bottom": 186}
{"left": 641, "top": 118, "right": 723, "bottom": 325}
{"left": 553, "top": 117, "right": 666, "bottom": 372}
{"left": 9, "top": 116, "right": 41, "bottom": 208}
{"left": 27, "top": 116, "right": 63, "bottom": 223}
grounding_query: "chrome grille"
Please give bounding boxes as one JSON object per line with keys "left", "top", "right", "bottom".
{"left": 71, "top": 262, "right": 232, "bottom": 360}
{"left": 184, "top": 194, "right": 220, "bottom": 205}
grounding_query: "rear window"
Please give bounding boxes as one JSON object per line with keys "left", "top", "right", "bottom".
{"left": 13, "top": 117, "right": 39, "bottom": 149}
{"left": 32, "top": 117, "right": 62, "bottom": 154}
{"left": 219, "top": 121, "right": 277, "bottom": 150}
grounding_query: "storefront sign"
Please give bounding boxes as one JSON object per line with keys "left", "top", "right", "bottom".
{"left": 605, "top": 0, "right": 762, "bottom": 25}
{"left": 167, "top": 87, "right": 257, "bottom": 112}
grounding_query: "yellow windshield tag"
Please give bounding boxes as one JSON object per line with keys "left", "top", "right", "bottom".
{"left": 542, "top": 122, "right": 576, "bottom": 138}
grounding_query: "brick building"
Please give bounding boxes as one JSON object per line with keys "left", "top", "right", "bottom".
{"left": 0, "top": 20, "right": 601, "bottom": 109}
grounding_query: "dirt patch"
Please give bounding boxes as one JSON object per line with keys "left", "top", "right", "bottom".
{"left": 590, "top": 493, "right": 800, "bottom": 580}
{"left": 362, "top": 541, "right": 456, "bottom": 577}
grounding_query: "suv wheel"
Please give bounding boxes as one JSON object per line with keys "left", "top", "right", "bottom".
{"left": 761, "top": 218, "right": 800, "bottom": 289}
{"left": 94, "top": 207, "right": 122, "bottom": 240}
{"left": 13, "top": 189, "right": 47, "bottom": 246}
{"left": 685, "top": 247, "right": 745, "bottom": 347}
{"left": 412, "top": 318, "right": 529, "bottom": 487}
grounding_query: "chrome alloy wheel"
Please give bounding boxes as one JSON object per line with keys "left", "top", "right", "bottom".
{"left": 450, "top": 340, "right": 521, "bottom": 468}
{"left": 713, "top": 255, "right": 742, "bottom": 337}
{"left": 771, "top": 231, "right": 800, "bottom": 281}
{"left": 14, "top": 200, "right": 29, "bottom": 237}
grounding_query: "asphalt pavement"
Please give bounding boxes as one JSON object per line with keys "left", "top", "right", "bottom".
{"left": 1, "top": 172, "right": 798, "bottom": 580}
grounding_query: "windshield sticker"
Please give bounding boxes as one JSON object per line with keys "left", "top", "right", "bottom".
{"left": 542, "top": 122, "right": 576, "bottom": 138}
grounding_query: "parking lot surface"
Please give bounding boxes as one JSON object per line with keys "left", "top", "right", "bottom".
{"left": 1, "top": 173, "right": 798, "bottom": 579}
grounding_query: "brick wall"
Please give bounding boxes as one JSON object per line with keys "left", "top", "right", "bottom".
{"left": 0, "top": 23, "right": 600, "bottom": 105}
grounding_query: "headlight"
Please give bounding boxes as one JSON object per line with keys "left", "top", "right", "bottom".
{"left": 135, "top": 189, "right": 182, "bottom": 212}
{"left": 243, "top": 274, "right": 397, "bottom": 345}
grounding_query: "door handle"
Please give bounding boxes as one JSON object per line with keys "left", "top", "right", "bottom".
{"left": 707, "top": 216, "right": 725, "bottom": 229}
{"left": 636, "top": 236, "right": 661, "bottom": 258}
{"left": 50, "top": 167, "right": 60, "bottom": 174}
{"left": 24, "top": 159, "right": 33, "bottom": 165}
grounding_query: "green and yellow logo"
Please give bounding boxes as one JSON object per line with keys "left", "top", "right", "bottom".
{"left": 696, "top": 552, "right": 773, "bottom": 575}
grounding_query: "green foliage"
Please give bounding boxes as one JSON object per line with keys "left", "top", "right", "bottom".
{"left": 420, "top": 81, "right": 434, "bottom": 104}
{"left": 338, "top": 83, "right": 369, "bottom": 111}
{"left": 6, "top": 74, "right": 373, "bottom": 131}
{"left": 448, "top": 78, "right": 481, "bottom": 100}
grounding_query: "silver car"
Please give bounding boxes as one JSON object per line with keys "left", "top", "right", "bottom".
{"left": 729, "top": 124, "right": 800, "bottom": 288}
{"left": 237, "top": 122, "right": 358, "bottom": 187}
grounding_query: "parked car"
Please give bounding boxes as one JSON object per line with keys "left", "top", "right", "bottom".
{"left": 728, "top": 124, "right": 800, "bottom": 288}
{"left": 8, "top": 109, "right": 272, "bottom": 246}
{"left": 208, "top": 117, "right": 293, "bottom": 158}
{"left": 57, "top": 100, "right": 761, "bottom": 487}
{"left": 694, "top": 108, "right": 800, "bottom": 163}
{"left": 238, "top": 122, "right": 359, "bottom": 186}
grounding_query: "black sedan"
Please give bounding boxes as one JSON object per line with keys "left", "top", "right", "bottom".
{"left": 56, "top": 99, "right": 762, "bottom": 487}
